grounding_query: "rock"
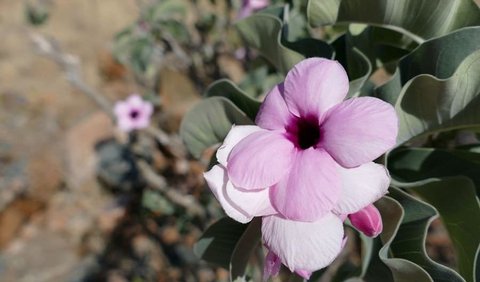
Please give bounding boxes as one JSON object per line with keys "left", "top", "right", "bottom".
{"left": 95, "top": 138, "right": 145, "bottom": 192}
{"left": 0, "top": 198, "right": 43, "bottom": 248}
{"left": 65, "top": 111, "right": 114, "bottom": 189}
{"left": 152, "top": 150, "right": 169, "bottom": 172}
{"left": 98, "top": 51, "right": 127, "bottom": 81}
{"left": 98, "top": 204, "right": 126, "bottom": 234}
{"left": 158, "top": 69, "right": 200, "bottom": 131}
{"left": 216, "top": 268, "right": 230, "bottom": 282}
{"left": 1, "top": 229, "right": 79, "bottom": 282}
{"left": 26, "top": 144, "right": 63, "bottom": 202}
{"left": 160, "top": 226, "right": 180, "bottom": 245}
{"left": 217, "top": 54, "right": 245, "bottom": 83}
{"left": 197, "top": 268, "right": 216, "bottom": 282}
{"left": 0, "top": 153, "right": 28, "bottom": 212}
{"left": 107, "top": 271, "right": 129, "bottom": 282}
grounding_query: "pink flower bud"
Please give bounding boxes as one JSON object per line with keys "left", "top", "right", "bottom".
{"left": 348, "top": 204, "right": 383, "bottom": 237}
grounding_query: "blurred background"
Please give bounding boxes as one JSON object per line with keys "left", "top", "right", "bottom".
{"left": 0, "top": 1, "right": 220, "bottom": 281}
{"left": 0, "top": 0, "right": 467, "bottom": 281}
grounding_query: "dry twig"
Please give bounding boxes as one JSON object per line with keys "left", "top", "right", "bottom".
{"left": 30, "top": 33, "right": 115, "bottom": 119}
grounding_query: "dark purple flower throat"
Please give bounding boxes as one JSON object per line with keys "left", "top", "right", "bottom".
{"left": 286, "top": 115, "right": 322, "bottom": 150}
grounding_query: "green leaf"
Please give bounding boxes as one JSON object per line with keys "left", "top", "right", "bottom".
{"left": 307, "top": 0, "right": 480, "bottom": 41}
{"left": 345, "top": 25, "right": 415, "bottom": 72}
{"left": 393, "top": 49, "right": 480, "bottom": 144}
{"left": 377, "top": 27, "right": 480, "bottom": 106}
{"left": 180, "top": 97, "right": 252, "bottom": 159}
{"left": 194, "top": 217, "right": 262, "bottom": 281}
{"left": 142, "top": 190, "right": 175, "bottom": 215}
{"left": 238, "top": 66, "right": 284, "bottom": 99}
{"left": 194, "top": 217, "right": 249, "bottom": 268}
{"left": 410, "top": 177, "right": 480, "bottom": 282}
{"left": 236, "top": 6, "right": 333, "bottom": 74}
{"left": 112, "top": 32, "right": 156, "bottom": 77}
{"left": 388, "top": 188, "right": 465, "bottom": 282}
{"left": 236, "top": 13, "right": 301, "bottom": 74}
{"left": 230, "top": 218, "right": 262, "bottom": 281}
{"left": 147, "top": 0, "right": 188, "bottom": 21}
{"left": 388, "top": 147, "right": 480, "bottom": 195}
{"left": 363, "top": 197, "right": 433, "bottom": 281}
{"left": 204, "top": 79, "right": 261, "bottom": 121}
{"left": 25, "top": 2, "right": 50, "bottom": 26}
{"left": 345, "top": 48, "right": 372, "bottom": 98}
{"left": 388, "top": 149, "right": 480, "bottom": 281}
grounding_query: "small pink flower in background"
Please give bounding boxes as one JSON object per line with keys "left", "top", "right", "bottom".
{"left": 114, "top": 94, "right": 153, "bottom": 132}
{"left": 234, "top": 47, "right": 247, "bottom": 60}
{"left": 204, "top": 58, "right": 398, "bottom": 277}
{"left": 348, "top": 204, "right": 383, "bottom": 237}
{"left": 238, "top": 0, "right": 270, "bottom": 19}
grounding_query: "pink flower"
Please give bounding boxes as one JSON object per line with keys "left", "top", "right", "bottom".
{"left": 227, "top": 58, "right": 397, "bottom": 221}
{"left": 238, "top": 0, "right": 270, "bottom": 19}
{"left": 114, "top": 94, "right": 153, "bottom": 132}
{"left": 348, "top": 204, "right": 383, "bottom": 237}
{"left": 203, "top": 58, "right": 397, "bottom": 275}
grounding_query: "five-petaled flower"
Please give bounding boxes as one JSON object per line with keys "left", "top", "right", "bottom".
{"left": 204, "top": 58, "right": 398, "bottom": 278}
{"left": 238, "top": 0, "right": 270, "bottom": 19}
{"left": 114, "top": 94, "right": 153, "bottom": 132}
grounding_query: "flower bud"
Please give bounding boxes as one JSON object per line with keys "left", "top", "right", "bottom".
{"left": 348, "top": 204, "right": 382, "bottom": 237}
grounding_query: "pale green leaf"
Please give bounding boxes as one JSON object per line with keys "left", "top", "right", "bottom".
{"left": 307, "top": 0, "right": 480, "bottom": 41}
{"left": 204, "top": 79, "right": 261, "bottom": 121}
{"left": 180, "top": 97, "right": 252, "bottom": 159}
{"left": 377, "top": 27, "right": 480, "bottom": 106}
{"left": 394, "top": 49, "right": 480, "bottom": 144}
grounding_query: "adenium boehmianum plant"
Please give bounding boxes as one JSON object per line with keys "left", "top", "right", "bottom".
{"left": 204, "top": 58, "right": 398, "bottom": 279}
{"left": 114, "top": 94, "right": 153, "bottom": 132}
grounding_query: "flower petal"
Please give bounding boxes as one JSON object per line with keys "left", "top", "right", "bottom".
{"left": 132, "top": 115, "right": 150, "bottom": 129}
{"left": 255, "top": 83, "right": 292, "bottom": 130}
{"left": 249, "top": 0, "right": 270, "bottom": 9}
{"left": 269, "top": 148, "right": 340, "bottom": 221}
{"left": 295, "top": 270, "right": 312, "bottom": 280}
{"left": 141, "top": 101, "right": 153, "bottom": 117}
{"left": 333, "top": 162, "right": 390, "bottom": 215}
{"left": 227, "top": 131, "right": 294, "bottom": 189}
{"left": 262, "top": 213, "right": 344, "bottom": 272}
{"left": 117, "top": 117, "right": 134, "bottom": 132}
{"left": 216, "top": 125, "right": 263, "bottom": 167}
{"left": 283, "top": 58, "right": 349, "bottom": 117}
{"left": 320, "top": 97, "right": 398, "bottom": 168}
{"left": 114, "top": 101, "right": 129, "bottom": 117}
{"left": 126, "top": 94, "right": 143, "bottom": 107}
{"left": 204, "top": 165, "right": 275, "bottom": 223}
{"left": 263, "top": 250, "right": 282, "bottom": 281}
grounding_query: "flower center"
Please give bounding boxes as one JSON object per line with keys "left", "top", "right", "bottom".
{"left": 287, "top": 115, "right": 321, "bottom": 150}
{"left": 129, "top": 109, "right": 140, "bottom": 119}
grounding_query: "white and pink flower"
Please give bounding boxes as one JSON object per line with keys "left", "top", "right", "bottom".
{"left": 204, "top": 58, "right": 398, "bottom": 277}
{"left": 114, "top": 94, "right": 153, "bottom": 132}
